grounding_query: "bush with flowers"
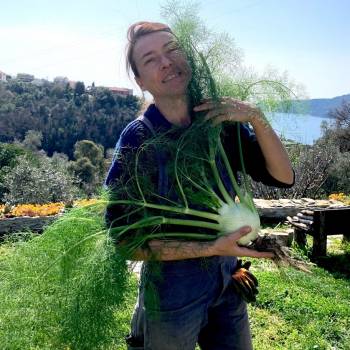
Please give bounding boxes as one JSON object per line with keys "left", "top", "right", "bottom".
{"left": 329, "top": 193, "right": 350, "bottom": 205}
{"left": 0, "top": 199, "right": 101, "bottom": 219}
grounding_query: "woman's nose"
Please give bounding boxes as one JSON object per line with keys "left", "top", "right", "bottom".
{"left": 160, "top": 55, "right": 172, "bottom": 69}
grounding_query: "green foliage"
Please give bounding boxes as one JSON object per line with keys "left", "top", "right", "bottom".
{"left": 249, "top": 262, "right": 350, "bottom": 349}
{"left": 21, "top": 129, "right": 43, "bottom": 151}
{"left": 2, "top": 154, "right": 78, "bottom": 205}
{"left": 74, "top": 81, "right": 86, "bottom": 96}
{"left": 322, "top": 151, "right": 350, "bottom": 195}
{"left": 316, "top": 101, "right": 350, "bottom": 195}
{"left": 70, "top": 140, "right": 106, "bottom": 196}
{"left": 0, "top": 80, "right": 141, "bottom": 159}
{"left": 0, "top": 142, "right": 26, "bottom": 169}
{"left": 0, "top": 142, "right": 27, "bottom": 201}
{"left": 0, "top": 202, "right": 131, "bottom": 349}
{"left": 161, "top": 1, "right": 304, "bottom": 113}
{"left": 252, "top": 141, "right": 337, "bottom": 199}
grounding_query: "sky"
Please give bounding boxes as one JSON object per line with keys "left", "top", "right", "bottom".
{"left": 1, "top": 0, "right": 349, "bottom": 99}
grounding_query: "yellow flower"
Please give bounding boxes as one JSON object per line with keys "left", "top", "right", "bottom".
{"left": 10, "top": 203, "right": 64, "bottom": 217}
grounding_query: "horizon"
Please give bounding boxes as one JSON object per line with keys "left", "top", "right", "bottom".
{"left": 1, "top": 72, "right": 349, "bottom": 101}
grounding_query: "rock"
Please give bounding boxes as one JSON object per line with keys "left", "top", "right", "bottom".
{"left": 301, "top": 198, "right": 316, "bottom": 205}
{"left": 314, "top": 200, "right": 330, "bottom": 208}
{"left": 259, "top": 228, "right": 294, "bottom": 247}
{"left": 278, "top": 199, "right": 292, "bottom": 205}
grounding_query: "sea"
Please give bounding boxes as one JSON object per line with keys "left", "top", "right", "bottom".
{"left": 268, "top": 113, "right": 335, "bottom": 145}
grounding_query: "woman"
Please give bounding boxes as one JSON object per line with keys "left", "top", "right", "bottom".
{"left": 105, "top": 21, "right": 294, "bottom": 350}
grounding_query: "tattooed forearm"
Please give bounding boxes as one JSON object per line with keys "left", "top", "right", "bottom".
{"left": 130, "top": 239, "right": 215, "bottom": 261}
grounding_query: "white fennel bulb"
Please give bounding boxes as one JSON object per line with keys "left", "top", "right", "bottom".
{"left": 218, "top": 203, "right": 260, "bottom": 246}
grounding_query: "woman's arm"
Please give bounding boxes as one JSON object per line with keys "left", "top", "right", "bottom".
{"left": 124, "top": 226, "right": 274, "bottom": 261}
{"left": 249, "top": 112, "right": 294, "bottom": 184}
{"left": 194, "top": 98, "right": 294, "bottom": 185}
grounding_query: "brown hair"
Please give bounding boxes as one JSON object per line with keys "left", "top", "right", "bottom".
{"left": 126, "top": 21, "right": 173, "bottom": 77}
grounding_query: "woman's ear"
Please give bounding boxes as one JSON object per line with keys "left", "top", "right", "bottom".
{"left": 135, "top": 76, "right": 145, "bottom": 92}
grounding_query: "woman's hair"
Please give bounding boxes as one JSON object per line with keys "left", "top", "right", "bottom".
{"left": 126, "top": 21, "right": 173, "bottom": 77}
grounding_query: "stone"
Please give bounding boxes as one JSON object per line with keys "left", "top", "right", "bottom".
{"left": 259, "top": 228, "right": 294, "bottom": 247}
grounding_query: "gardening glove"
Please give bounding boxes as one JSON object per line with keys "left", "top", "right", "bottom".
{"left": 231, "top": 259, "right": 259, "bottom": 303}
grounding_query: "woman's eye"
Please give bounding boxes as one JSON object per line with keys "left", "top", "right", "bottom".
{"left": 168, "top": 46, "right": 179, "bottom": 53}
{"left": 144, "top": 58, "right": 155, "bottom": 65}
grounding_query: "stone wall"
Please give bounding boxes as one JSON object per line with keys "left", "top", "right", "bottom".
{"left": 254, "top": 198, "right": 348, "bottom": 221}
{"left": 0, "top": 215, "right": 59, "bottom": 237}
{"left": 0, "top": 199, "right": 348, "bottom": 237}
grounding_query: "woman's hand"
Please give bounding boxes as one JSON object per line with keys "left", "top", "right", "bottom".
{"left": 194, "top": 97, "right": 294, "bottom": 185}
{"left": 212, "top": 226, "right": 275, "bottom": 259}
{"left": 193, "top": 97, "right": 265, "bottom": 125}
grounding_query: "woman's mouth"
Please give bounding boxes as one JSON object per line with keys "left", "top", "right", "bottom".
{"left": 162, "top": 71, "right": 182, "bottom": 83}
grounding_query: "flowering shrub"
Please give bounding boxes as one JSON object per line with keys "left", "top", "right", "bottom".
{"left": 10, "top": 203, "right": 65, "bottom": 217}
{"left": 329, "top": 193, "right": 350, "bottom": 205}
{"left": 0, "top": 199, "right": 100, "bottom": 218}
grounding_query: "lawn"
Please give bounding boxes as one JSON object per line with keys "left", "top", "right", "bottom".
{"left": 1, "top": 232, "right": 349, "bottom": 349}
{"left": 111, "top": 236, "right": 350, "bottom": 350}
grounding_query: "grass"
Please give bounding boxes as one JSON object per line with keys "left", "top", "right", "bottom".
{"left": 1, "top": 230, "right": 349, "bottom": 349}
{"left": 0, "top": 204, "right": 130, "bottom": 350}
{"left": 100, "top": 236, "right": 350, "bottom": 350}
{"left": 249, "top": 261, "right": 350, "bottom": 349}
{"left": 248, "top": 236, "right": 350, "bottom": 349}
{"left": 109, "top": 236, "right": 350, "bottom": 350}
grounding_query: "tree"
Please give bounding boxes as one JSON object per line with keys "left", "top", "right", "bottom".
{"left": 0, "top": 77, "right": 140, "bottom": 158}
{"left": 3, "top": 155, "right": 79, "bottom": 205}
{"left": 328, "top": 101, "right": 350, "bottom": 152}
{"left": 21, "top": 130, "right": 43, "bottom": 152}
{"left": 74, "top": 81, "right": 85, "bottom": 96}
{"left": 314, "top": 101, "right": 350, "bottom": 194}
{"left": 251, "top": 142, "right": 336, "bottom": 199}
{"left": 69, "top": 140, "right": 106, "bottom": 196}
{"left": 0, "top": 142, "right": 26, "bottom": 202}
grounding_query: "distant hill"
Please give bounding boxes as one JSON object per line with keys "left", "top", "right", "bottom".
{"left": 288, "top": 94, "right": 350, "bottom": 117}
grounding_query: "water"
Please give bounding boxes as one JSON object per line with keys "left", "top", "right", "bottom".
{"left": 268, "top": 113, "right": 335, "bottom": 145}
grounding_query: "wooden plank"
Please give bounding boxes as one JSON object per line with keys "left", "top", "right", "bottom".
{"left": 301, "top": 209, "right": 314, "bottom": 216}
{"left": 286, "top": 216, "right": 309, "bottom": 230}
{"left": 295, "top": 217, "right": 313, "bottom": 225}
{"left": 297, "top": 213, "right": 314, "bottom": 221}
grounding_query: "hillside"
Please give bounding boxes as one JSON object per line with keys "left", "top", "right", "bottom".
{"left": 292, "top": 94, "right": 350, "bottom": 117}
{"left": 0, "top": 79, "right": 140, "bottom": 158}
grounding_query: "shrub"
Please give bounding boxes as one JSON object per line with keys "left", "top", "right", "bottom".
{"left": 69, "top": 140, "right": 106, "bottom": 196}
{"left": 0, "top": 142, "right": 26, "bottom": 202}
{"left": 3, "top": 154, "right": 79, "bottom": 205}
{"left": 251, "top": 142, "right": 336, "bottom": 199}
{"left": 322, "top": 151, "right": 350, "bottom": 195}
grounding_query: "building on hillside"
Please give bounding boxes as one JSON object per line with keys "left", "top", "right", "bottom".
{"left": 0, "top": 70, "right": 8, "bottom": 82}
{"left": 17, "top": 73, "right": 35, "bottom": 82}
{"left": 107, "top": 87, "right": 133, "bottom": 96}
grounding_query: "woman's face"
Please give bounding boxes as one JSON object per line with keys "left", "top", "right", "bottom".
{"left": 133, "top": 31, "right": 191, "bottom": 99}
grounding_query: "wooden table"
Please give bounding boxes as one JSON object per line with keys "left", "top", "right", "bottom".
{"left": 288, "top": 207, "right": 350, "bottom": 257}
